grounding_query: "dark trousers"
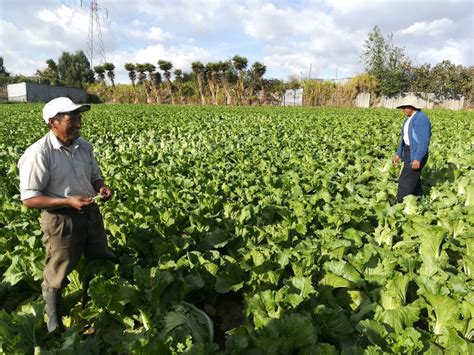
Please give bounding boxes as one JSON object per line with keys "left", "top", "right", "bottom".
{"left": 40, "top": 204, "right": 116, "bottom": 291}
{"left": 397, "top": 146, "right": 427, "bottom": 203}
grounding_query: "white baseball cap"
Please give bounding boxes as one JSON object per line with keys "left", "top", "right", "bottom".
{"left": 42, "top": 97, "right": 90, "bottom": 124}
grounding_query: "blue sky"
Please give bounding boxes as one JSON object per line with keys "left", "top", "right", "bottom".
{"left": 1, "top": 0, "right": 472, "bottom": 83}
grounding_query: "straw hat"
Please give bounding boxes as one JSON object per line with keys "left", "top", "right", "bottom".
{"left": 396, "top": 97, "right": 420, "bottom": 110}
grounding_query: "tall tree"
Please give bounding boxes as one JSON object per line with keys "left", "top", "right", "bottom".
{"left": 192, "top": 61, "right": 206, "bottom": 105}
{"left": 124, "top": 63, "right": 137, "bottom": 86}
{"left": 94, "top": 65, "right": 106, "bottom": 83}
{"left": 158, "top": 60, "right": 174, "bottom": 104}
{"left": 206, "top": 62, "right": 220, "bottom": 105}
{"left": 0, "top": 57, "right": 10, "bottom": 85}
{"left": 408, "top": 63, "right": 432, "bottom": 95}
{"left": 103, "top": 62, "right": 115, "bottom": 88}
{"left": 151, "top": 71, "right": 162, "bottom": 85}
{"left": 252, "top": 61, "right": 266, "bottom": 104}
{"left": 232, "top": 55, "right": 248, "bottom": 104}
{"left": 151, "top": 71, "right": 162, "bottom": 104}
{"left": 46, "top": 59, "right": 60, "bottom": 85}
{"left": 57, "top": 50, "right": 92, "bottom": 88}
{"left": 360, "top": 26, "right": 410, "bottom": 96}
{"left": 0, "top": 57, "right": 9, "bottom": 77}
{"left": 264, "top": 78, "right": 286, "bottom": 105}
{"left": 463, "top": 66, "right": 474, "bottom": 105}
{"left": 174, "top": 69, "right": 183, "bottom": 103}
{"left": 218, "top": 60, "right": 236, "bottom": 105}
{"left": 379, "top": 70, "right": 408, "bottom": 97}
{"left": 361, "top": 26, "right": 386, "bottom": 78}
{"left": 37, "top": 59, "right": 60, "bottom": 85}
{"left": 143, "top": 63, "right": 157, "bottom": 103}
{"left": 430, "top": 60, "right": 470, "bottom": 99}
{"left": 143, "top": 63, "right": 156, "bottom": 81}
{"left": 135, "top": 64, "right": 147, "bottom": 85}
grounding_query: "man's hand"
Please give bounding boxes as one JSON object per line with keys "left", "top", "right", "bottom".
{"left": 67, "top": 196, "right": 94, "bottom": 211}
{"left": 411, "top": 160, "right": 421, "bottom": 170}
{"left": 98, "top": 186, "right": 113, "bottom": 201}
{"left": 392, "top": 154, "right": 400, "bottom": 166}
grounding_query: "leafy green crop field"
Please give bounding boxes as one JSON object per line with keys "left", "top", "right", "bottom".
{"left": 0, "top": 104, "right": 473, "bottom": 353}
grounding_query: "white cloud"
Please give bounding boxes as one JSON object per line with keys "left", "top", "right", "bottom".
{"left": 36, "top": 5, "right": 91, "bottom": 35}
{"left": 148, "top": 27, "right": 172, "bottom": 41}
{"left": 325, "top": 0, "right": 376, "bottom": 15}
{"left": 241, "top": 3, "right": 292, "bottom": 41}
{"left": 138, "top": 0, "right": 234, "bottom": 34}
{"left": 240, "top": 2, "right": 335, "bottom": 42}
{"left": 1, "top": 17, "right": 66, "bottom": 51}
{"left": 134, "top": 44, "right": 213, "bottom": 71}
{"left": 263, "top": 52, "right": 314, "bottom": 79}
{"left": 127, "top": 26, "right": 173, "bottom": 42}
{"left": 0, "top": 0, "right": 472, "bottom": 81}
{"left": 106, "top": 44, "right": 214, "bottom": 83}
{"left": 0, "top": 21, "right": 46, "bottom": 75}
{"left": 415, "top": 39, "right": 471, "bottom": 65}
{"left": 0, "top": 18, "right": 65, "bottom": 75}
{"left": 400, "top": 18, "right": 454, "bottom": 36}
{"left": 239, "top": 2, "right": 366, "bottom": 78}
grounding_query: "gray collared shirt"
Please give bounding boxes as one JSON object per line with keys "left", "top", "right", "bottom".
{"left": 18, "top": 131, "right": 102, "bottom": 201}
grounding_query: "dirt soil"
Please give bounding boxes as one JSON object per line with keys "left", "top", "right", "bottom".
{"left": 203, "top": 292, "right": 245, "bottom": 348}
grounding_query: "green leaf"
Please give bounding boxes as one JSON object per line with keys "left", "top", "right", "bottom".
{"left": 465, "top": 185, "right": 474, "bottom": 206}
{"left": 215, "top": 263, "right": 244, "bottom": 293}
{"left": 0, "top": 302, "right": 43, "bottom": 353}
{"left": 246, "top": 290, "right": 284, "bottom": 328}
{"left": 324, "top": 260, "right": 364, "bottom": 287}
{"left": 356, "top": 319, "right": 388, "bottom": 349}
{"left": 380, "top": 274, "right": 410, "bottom": 310}
{"left": 314, "top": 305, "right": 354, "bottom": 343}
{"left": 254, "top": 313, "right": 317, "bottom": 353}
{"left": 423, "top": 293, "right": 458, "bottom": 335}
{"left": 282, "top": 276, "right": 316, "bottom": 308}
{"left": 376, "top": 302, "right": 421, "bottom": 333}
{"left": 320, "top": 272, "right": 355, "bottom": 288}
{"left": 162, "top": 302, "right": 213, "bottom": 345}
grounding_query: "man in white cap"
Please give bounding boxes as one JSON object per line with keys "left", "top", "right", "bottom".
{"left": 392, "top": 97, "right": 431, "bottom": 203}
{"left": 17, "top": 97, "right": 118, "bottom": 332}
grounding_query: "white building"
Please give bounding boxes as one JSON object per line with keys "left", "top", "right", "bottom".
{"left": 281, "top": 88, "right": 304, "bottom": 106}
{"left": 7, "top": 82, "right": 87, "bottom": 103}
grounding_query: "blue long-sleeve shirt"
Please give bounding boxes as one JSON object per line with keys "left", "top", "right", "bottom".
{"left": 396, "top": 110, "right": 431, "bottom": 162}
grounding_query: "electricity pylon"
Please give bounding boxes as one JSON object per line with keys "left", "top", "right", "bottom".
{"left": 81, "top": 0, "right": 108, "bottom": 68}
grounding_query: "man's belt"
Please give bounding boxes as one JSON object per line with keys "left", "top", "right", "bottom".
{"left": 45, "top": 205, "right": 96, "bottom": 215}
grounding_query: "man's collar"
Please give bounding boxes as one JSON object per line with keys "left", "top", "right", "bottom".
{"left": 48, "top": 131, "right": 80, "bottom": 149}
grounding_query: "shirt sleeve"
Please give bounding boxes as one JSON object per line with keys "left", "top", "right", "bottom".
{"left": 18, "top": 147, "right": 50, "bottom": 201}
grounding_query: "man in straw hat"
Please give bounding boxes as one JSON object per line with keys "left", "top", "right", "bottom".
{"left": 392, "top": 97, "right": 431, "bottom": 203}
{"left": 18, "top": 97, "right": 118, "bottom": 333}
